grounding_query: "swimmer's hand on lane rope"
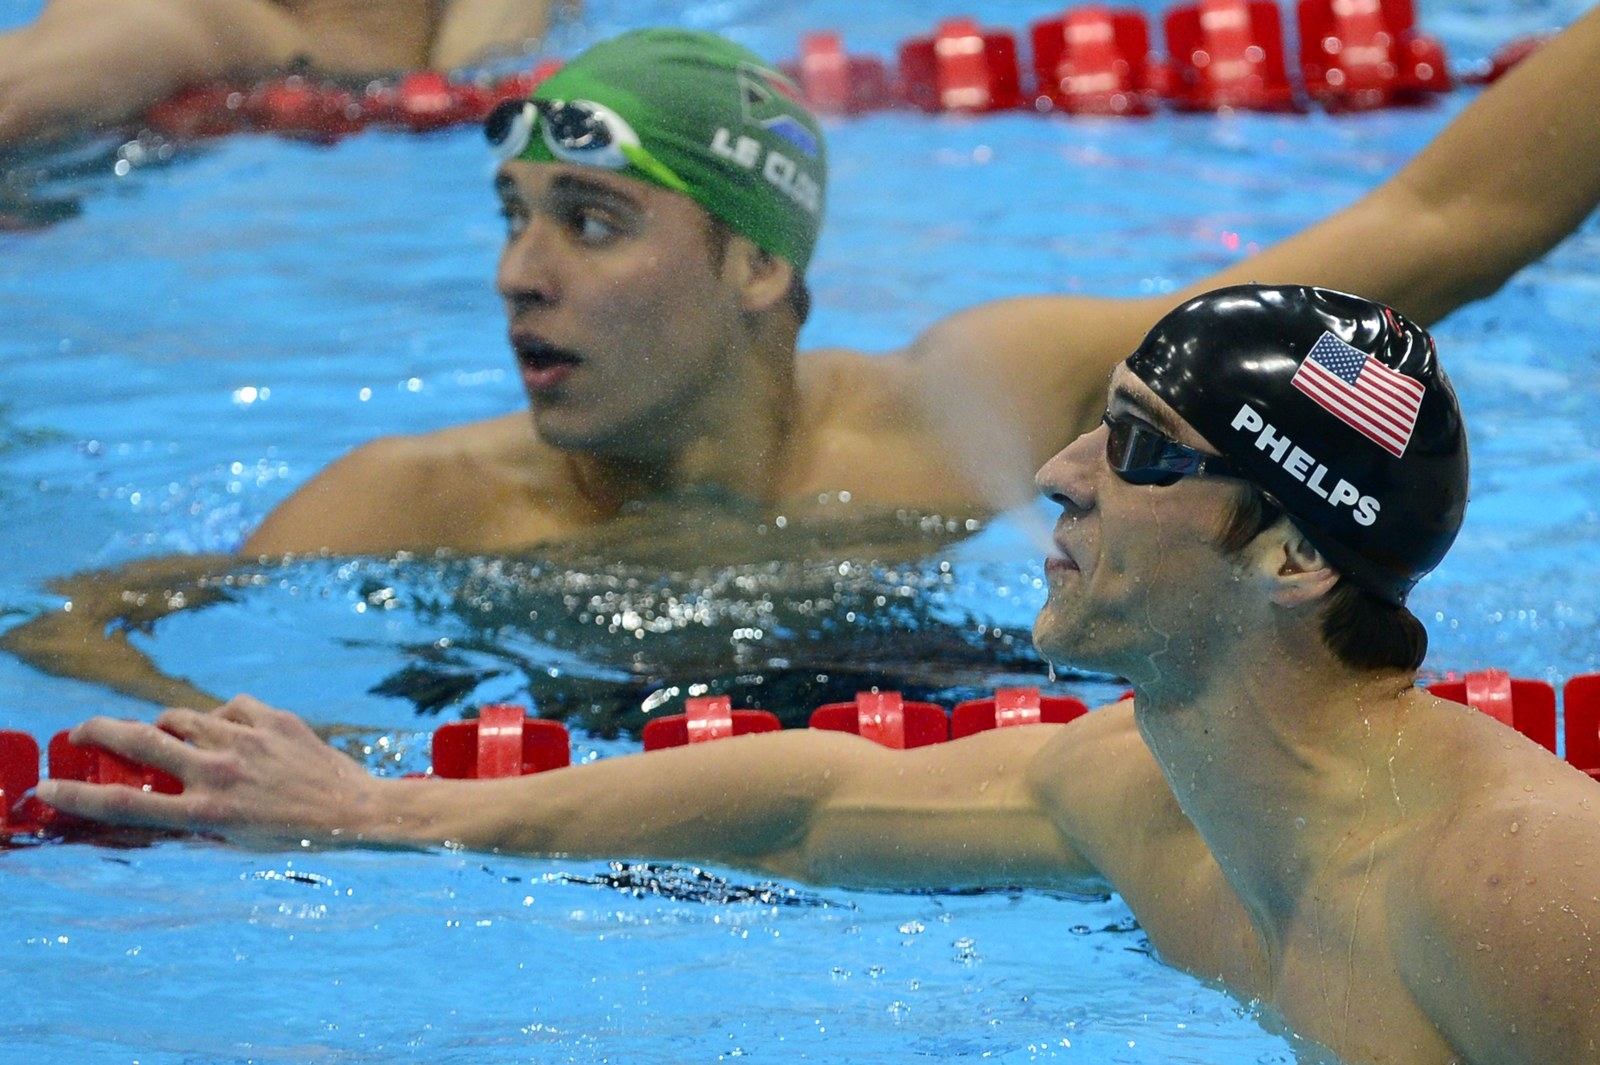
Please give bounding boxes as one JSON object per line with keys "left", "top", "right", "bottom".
{"left": 36, "top": 696, "right": 385, "bottom": 846}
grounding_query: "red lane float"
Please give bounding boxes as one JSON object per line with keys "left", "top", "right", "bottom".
{"left": 642, "top": 695, "right": 782, "bottom": 751}
{"left": 136, "top": 9, "right": 1546, "bottom": 144}
{"left": 430, "top": 702, "right": 570, "bottom": 778}
{"left": 898, "top": 18, "right": 1025, "bottom": 113}
{"left": 1031, "top": 7, "right": 1163, "bottom": 115}
{"left": 1562, "top": 674, "right": 1600, "bottom": 781}
{"left": 10, "top": 670, "right": 1600, "bottom": 843}
{"left": 784, "top": 3, "right": 1545, "bottom": 116}
{"left": 1163, "top": 0, "right": 1299, "bottom": 111}
{"left": 141, "top": 62, "right": 559, "bottom": 143}
{"left": 0, "top": 731, "right": 47, "bottom": 836}
{"left": 783, "top": 32, "right": 895, "bottom": 115}
{"left": 1426, "top": 669, "right": 1559, "bottom": 754}
{"left": 952, "top": 687, "right": 1088, "bottom": 738}
{"left": 1297, "top": 0, "right": 1450, "bottom": 110}
{"left": 810, "top": 690, "right": 949, "bottom": 748}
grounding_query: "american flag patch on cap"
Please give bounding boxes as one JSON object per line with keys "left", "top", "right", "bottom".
{"left": 1290, "top": 332, "right": 1424, "bottom": 457}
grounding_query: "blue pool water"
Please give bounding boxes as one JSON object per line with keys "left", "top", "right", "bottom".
{"left": 3, "top": 0, "right": 1599, "bottom": 1060}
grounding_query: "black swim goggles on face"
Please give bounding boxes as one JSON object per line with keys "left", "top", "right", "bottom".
{"left": 1102, "top": 410, "right": 1254, "bottom": 487}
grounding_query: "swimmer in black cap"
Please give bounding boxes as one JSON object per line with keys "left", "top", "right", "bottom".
{"left": 46, "top": 286, "right": 1600, "bottom": 1064}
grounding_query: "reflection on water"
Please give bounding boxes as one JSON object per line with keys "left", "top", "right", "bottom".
{"left": 0, "top": 130, "right": 185, "bottom": 230}
{"left": 224, "top": 500, "right": 1089, "bottom": 733}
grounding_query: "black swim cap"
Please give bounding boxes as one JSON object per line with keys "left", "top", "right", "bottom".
{"left": 1126, "top": 284, "right": 1468, "bottom": 606}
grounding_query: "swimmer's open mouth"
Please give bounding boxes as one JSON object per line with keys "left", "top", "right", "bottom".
{"left": 514, "top": 337, "right": 583, "bottom": 371}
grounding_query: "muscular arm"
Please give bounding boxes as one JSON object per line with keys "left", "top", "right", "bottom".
{"left": 41, "top": 697, "right": 1123, "bottom": 893}
{"left": 1198, "top": 2, "right": 1600, "bottom": 325}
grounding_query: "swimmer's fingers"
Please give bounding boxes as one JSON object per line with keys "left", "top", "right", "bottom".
{"left": 35, "top": 776, "right": 197, "bottom": 830}
{"left": 154, "top": 695, "right": 317, "bottom": 756}
{"left": 67, "top": 714, "right": 205, "bottom": 777}
{"left": 51, "top": 700, "right": 382, "bottom": 843}
{"left": 38, "top": 714, "right": 239, "bottom": 830}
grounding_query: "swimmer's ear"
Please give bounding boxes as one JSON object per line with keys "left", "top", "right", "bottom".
{"left": 725, "top": 236, "right": 794, "bottom": 315}
{"left": 1258, "top": 524, "right": 1340, "bottom": 608}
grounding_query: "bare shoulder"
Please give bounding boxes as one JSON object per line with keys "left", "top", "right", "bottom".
{"left": 1029, "top": 699, "right": 1194, "bottom": 856}
{"left": 1389, "top": 716, "right": 1600, "bottom": 1062}
{"left": 242, "top": 413, "right": 559, "bottom": 556}
{"left": 315, "top": 412, "right": 539, "bottom": 486}
{"left": 1029, "top": 701, "right": 1259, "bottom": 979}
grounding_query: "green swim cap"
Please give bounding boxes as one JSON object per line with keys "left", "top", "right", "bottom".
{"left": 491, "top": 29, "right": 827, "bottom": 273}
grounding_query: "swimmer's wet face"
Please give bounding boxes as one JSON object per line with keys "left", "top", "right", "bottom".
{"left": 494, "top": 160, "right": 756, "bottom": 456}
{"left": 1032, "top": 368, "right": 1259, "bottom": 682}
{"left": 496, "top": 28, "right": 827, "bottom": 274}
{"left": 1034, "top": 284, "right": 1468, "bottom": 681}
{"left": 484, "top": 29, "right": 829, "bottom": 458}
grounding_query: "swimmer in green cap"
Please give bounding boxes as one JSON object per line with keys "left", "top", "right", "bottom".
{"left": 48, "top": 286, "right": 1600, "bottom": 1065}
{"left": 12, "top": 9, "right": 1600, "bottom": 708}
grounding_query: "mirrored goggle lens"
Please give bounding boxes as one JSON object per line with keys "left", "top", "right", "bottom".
{"left": 1103, "top": 414, "right": 1191, "bottom": 486}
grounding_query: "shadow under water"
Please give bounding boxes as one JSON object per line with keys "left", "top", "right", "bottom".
{"left": 206, "top": 499, "right": 1089, "bottom": 735}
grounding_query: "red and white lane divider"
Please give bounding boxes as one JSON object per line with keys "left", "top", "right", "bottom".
{"left": 4, "top": 672, "right": 1593, "bottom": 843}
{"left": 134, "top": 5, "right": 1551, "bottom": 145}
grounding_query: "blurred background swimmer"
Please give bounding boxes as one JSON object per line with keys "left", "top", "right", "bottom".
{"left": 0, "top": 0, "right": 579, "bottom": 155}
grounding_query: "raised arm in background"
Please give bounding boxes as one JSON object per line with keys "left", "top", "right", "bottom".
{"left": 911, "top": 2, "right": 1600, "bottom": 476}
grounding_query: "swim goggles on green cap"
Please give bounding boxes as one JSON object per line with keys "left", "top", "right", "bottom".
{"left": 486, "top": 97, "right": 689, "bottom": 194}
{"left": 483, "top": 28, "right": 827, "bottom": 273}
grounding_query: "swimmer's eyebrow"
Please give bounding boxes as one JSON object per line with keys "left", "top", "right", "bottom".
{"left": 549, "top": 172, "right": 647, "bottom": 211}
{"left": 1109, "top": 383, "right": 1185, "bottom": 438}
{"left": 493, "top": 169, "right": 645, "bottom": 213}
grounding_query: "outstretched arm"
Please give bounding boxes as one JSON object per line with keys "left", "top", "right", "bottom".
{"left": 38, "top": 696, "right": 1115, "bottom": 892}
{"left": 1195, "top": 2, "right": 1600, "bottom": 325}
{"left": 909, "top": 5, "right": 1600, "bottom": 476}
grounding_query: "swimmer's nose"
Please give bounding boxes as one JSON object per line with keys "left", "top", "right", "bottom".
{"left": 1035, "top": 422, "right": 1104, "bottom": 514}
{"left": 497, "top": 224, "right": 560, "bottom": 311}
